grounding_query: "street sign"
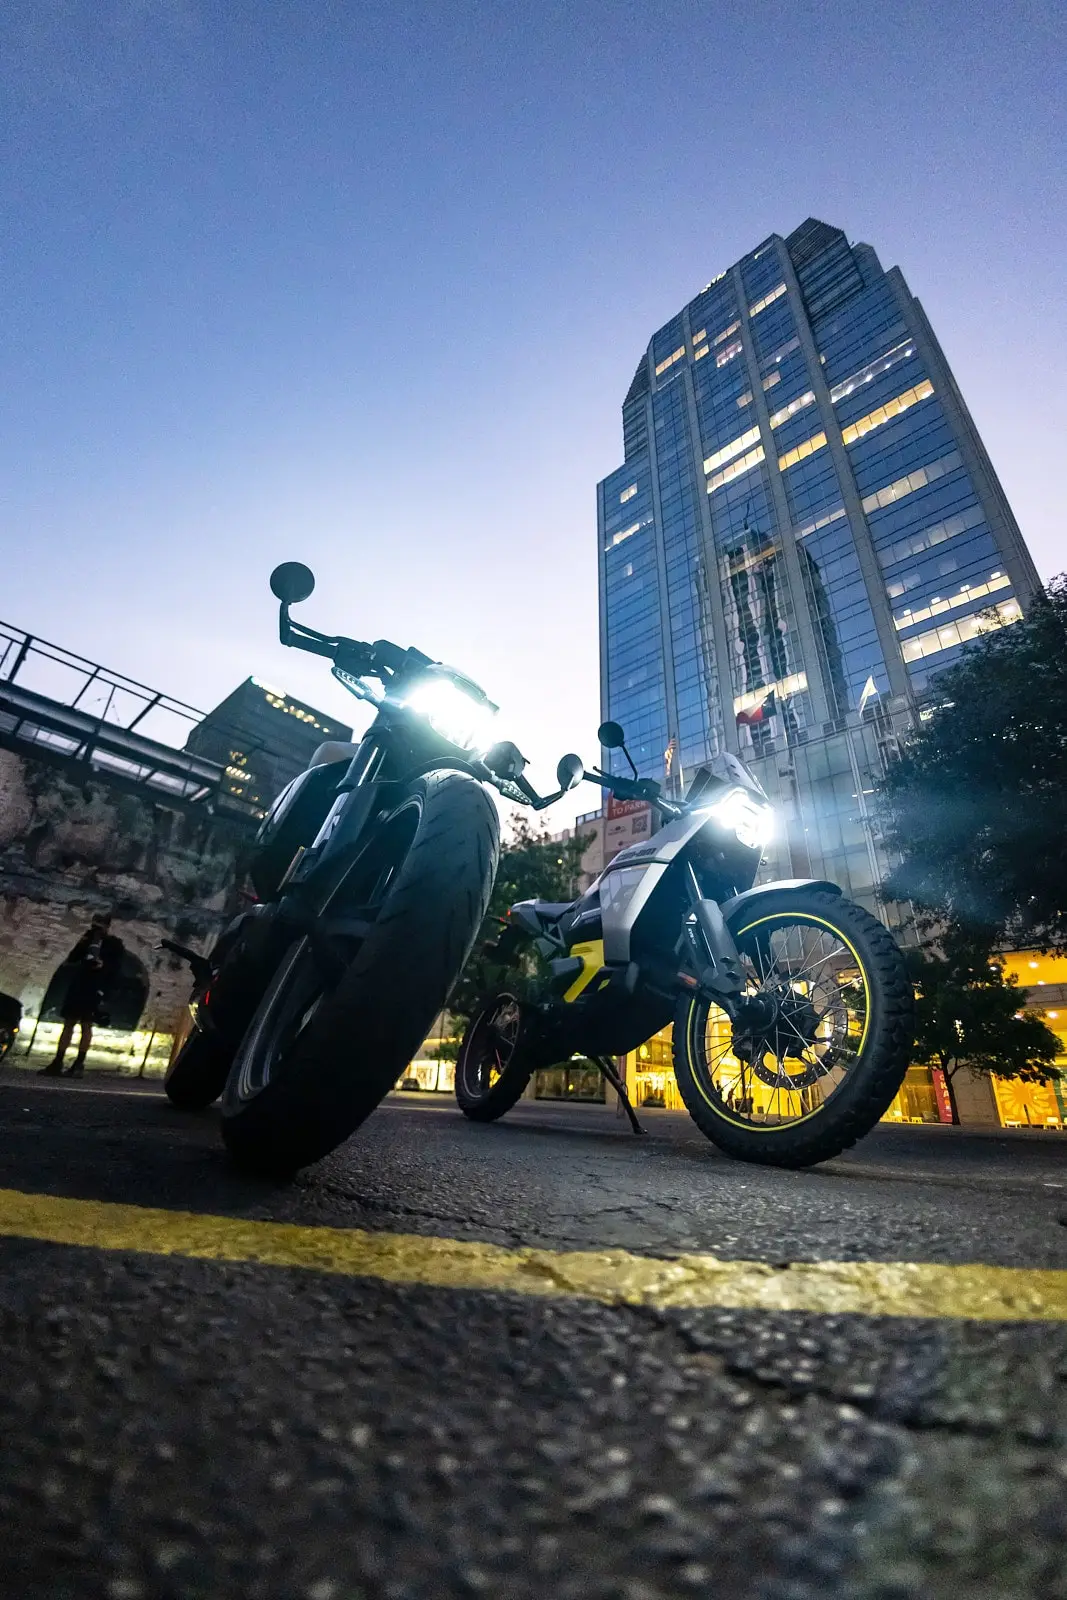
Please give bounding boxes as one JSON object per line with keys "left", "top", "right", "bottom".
{"left": 603, "top": 799, "right": 652, "bottom": 865}
{"left": 606, "top": 794, "right": 650, "bottom": 820}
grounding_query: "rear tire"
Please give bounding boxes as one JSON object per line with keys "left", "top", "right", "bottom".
{"left": 164, "top": 1029, "right": 230, "bottom": 1110}
{"left": 455, "top": 993, "right": 532, "bottom": 1122}
{"left": 221, "top": 771, "right": 499, "bottom": 1176}
{"left": 673, "top": 890, "right": 912, "bottom": 1168}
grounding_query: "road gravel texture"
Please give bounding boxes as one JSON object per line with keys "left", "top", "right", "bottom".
{"left": 0, "top": 1076, "right": 1065, "bottom": 1599}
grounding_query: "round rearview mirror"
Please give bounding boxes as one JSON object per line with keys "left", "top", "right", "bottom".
{"left": 556, "top": 753, "right": 584, "bottom": 792}
{"left": 597, "top": 720, "right": 626, "bottom": 750}
{"left": 270, "top": 562, "right": 316, "bottom": 604}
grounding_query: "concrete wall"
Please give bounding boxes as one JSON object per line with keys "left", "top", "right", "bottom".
{"left": 0, "top": 747, "right": 253, "bottom": 1050}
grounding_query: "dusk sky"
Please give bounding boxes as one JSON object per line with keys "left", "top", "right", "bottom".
{"left": 2, "top": 0, "right": 1063, "bottom": 824}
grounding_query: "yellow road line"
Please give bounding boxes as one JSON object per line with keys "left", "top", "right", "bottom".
{"left": 0, "top": 1186, "right": 1064, "bottom": 1321}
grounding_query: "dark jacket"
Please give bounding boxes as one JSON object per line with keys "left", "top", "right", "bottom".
{"left": 60, "top": 930, "right": 123, "bottom": 1022}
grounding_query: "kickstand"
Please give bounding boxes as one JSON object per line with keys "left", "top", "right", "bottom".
{"left": 594, "top": 1056, "right": 645, "bottom": 1136}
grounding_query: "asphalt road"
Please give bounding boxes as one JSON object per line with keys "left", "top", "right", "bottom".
{"left": 0, "top": 1073, "right": 1065, "bottom": 1599}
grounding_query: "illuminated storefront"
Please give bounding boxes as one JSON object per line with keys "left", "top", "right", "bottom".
{"left": 616, "top": 947, "right": 1067, "bottom": 1130}
{"left": 993, "top": 950, "right": 1067, "bottom": 1129}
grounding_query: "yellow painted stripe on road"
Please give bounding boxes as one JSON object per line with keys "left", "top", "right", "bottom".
{"left": 0, "top": 1186, "right": 1065, "bottom": 1322}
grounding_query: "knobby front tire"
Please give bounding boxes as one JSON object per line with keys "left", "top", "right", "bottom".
{"left": 673, "top": 890, "right": 913, "bottom": 1168}
{"left": 454, "top": 993, "right": 532, "bottom": 1122}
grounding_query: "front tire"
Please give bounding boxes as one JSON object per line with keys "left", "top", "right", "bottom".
{"left": 221, "top": 771, "right": 499, "bottom": 1176}
{"left": 673, "top": 890, "right": 912, "bottom": 1168}
{"left": 455, "top": 993, "right": 532, "bottom": 1121}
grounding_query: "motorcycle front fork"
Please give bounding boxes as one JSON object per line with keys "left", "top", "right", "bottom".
{"left": 678, "top": 864, "right": 773, "bottom": 1034}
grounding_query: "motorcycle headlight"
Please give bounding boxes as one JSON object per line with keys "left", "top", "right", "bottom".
{"left": 701, "top": 787, "right": 774, "bottom": 851}
{"left": 401, "top": 676, "right": 498, "bottom": 753}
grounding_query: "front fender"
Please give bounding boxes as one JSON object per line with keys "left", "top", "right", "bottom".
{"left": 719, "top": 879, "right": 842, "bottom": 926}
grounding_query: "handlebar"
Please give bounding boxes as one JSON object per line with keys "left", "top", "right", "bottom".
{"left": 496, "top": 763, "right": 683, "bottom": 819}
{"left": 277, "top": 592, "right": 689, "bottom": 819}
{"left": 584, "top": 767, "right": 683, "bottom": 819}
{"left": 279, "top": 602, "right": 415, "bottom": 684}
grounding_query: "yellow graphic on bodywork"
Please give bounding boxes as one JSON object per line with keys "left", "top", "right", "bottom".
{"left": 563, "top": 940, "right": 606, "bottom": 1003}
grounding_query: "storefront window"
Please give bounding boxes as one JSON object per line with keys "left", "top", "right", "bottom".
{"left": 632, "top": 1029, "right": 683, "bottom": 1110}
{"left": 881, "top": 1064, "right": 940, "bottom": 1123}
{"left": 534, "top": 1061, "right": 606, "bottom": 1102}
{"left": 396, "top": 1058, "right": 455, "bottom": 1093}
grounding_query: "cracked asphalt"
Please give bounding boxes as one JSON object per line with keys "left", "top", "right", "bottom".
{"left": 1, "top": 1072, "right": 1066, "bottom": 1599}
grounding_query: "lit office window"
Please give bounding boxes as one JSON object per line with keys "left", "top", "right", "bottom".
{"left": 830, "top": 339, "right": 916, "bottom": 404}
{"left": 861, "top": 450, "right": 963, "bottom": 512}
{"left": 761, "top": 371, "right": 782, "bottom": 393}
{"left": 768, "top": 390, "right": 816, "bottom": 428}
{"left": 894, "top": 572, "right": 1012, "bottom": 630}
{"left": 707, "top": 445, "right": 766, "bottom": 493}
{"left": 900, "top": 598, "right": 1021, "bottom": 661}
{"left": 655, "top": 346, "right": 686, "bottom": 376}
{"left": 737, "top": 390, "right": 753, "bottom": 407}
{"left": 693, "top": 345, "right": 710, "bottom": 361}
{"left": 795, "top": 506, "right": 847, "bottom": 538}
{"left": 714, "top": 320, "right": 741, "bottom": 345}
{"left": 734, "top": 671, "right": 807, "bottom": 715}
{"left": 716, "top": 339, "right": 743, "bottom": 368}
{"left": 607, "top": 520, "right": 643, "bottom": 549}
{"left": 619, "top": 483, "right": 638, "bottom": 503}
{"left": 777, "top": 432, "right": 828, "bottom": 472}
{"left": 840, "top": 380, "right": 935, "bottom": 446}
{"left": 748, "top": 283, "right": 787, "bottom": 317}
{"left": 704, "top": 426, "right": 762, "bottom": 475}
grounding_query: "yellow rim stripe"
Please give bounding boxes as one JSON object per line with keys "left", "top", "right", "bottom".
{"left": 0, "top": 1187, "right": 1065, "bottom": 1322}
{"left": 686, "top": 909, "right": 871, "bottom": 1130}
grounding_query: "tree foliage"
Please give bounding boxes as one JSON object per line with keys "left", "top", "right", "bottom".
{"left": 877, "top": 577, "right": 1067, "bottom": 949}
{"left": 907, "top": 925, "right": 1062, "bottom": 1119}
{"left": 435, "top": 815, "right": 592, "bottom": 1034}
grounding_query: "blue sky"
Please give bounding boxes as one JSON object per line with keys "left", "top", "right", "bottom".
{"left": 2, "top": 0, "right": 1063, "bottom": 821}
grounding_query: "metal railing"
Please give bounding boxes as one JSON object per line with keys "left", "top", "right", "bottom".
{"left": 0, "top": 619, "right": 278, "bottom": 820}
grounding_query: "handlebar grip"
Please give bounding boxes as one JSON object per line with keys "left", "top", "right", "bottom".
{"left": 332, "top": 638, "right": 377, "bottom": 676}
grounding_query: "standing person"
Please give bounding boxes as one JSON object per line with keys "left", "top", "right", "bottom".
{"left": 39, "top": 914, "right": 124, "bottom": 1077}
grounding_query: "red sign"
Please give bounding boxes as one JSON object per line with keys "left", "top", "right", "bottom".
{"left": 931, "top": 1068, "right": 955, "bottom": 1124}
{"left": 603, "top": 800, "right": 653, "bottom": 866}
{"left": 607, "top": 794, "right": 651, "bottom": 821}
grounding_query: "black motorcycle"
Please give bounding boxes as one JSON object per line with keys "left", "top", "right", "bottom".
{"left": 455, "top": 721, "right": 914, "bottom": 1168}
{"left": 164, "top": 562, "right": 582, "bottom": 1175}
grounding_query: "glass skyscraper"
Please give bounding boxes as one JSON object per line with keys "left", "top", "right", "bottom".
{"left": 597, "top": 218, "right": 1040, "bottom": 912}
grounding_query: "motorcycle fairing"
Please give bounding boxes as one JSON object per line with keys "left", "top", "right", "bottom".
{"left": 597, "top": 805, "right": 713, "bottom": 963}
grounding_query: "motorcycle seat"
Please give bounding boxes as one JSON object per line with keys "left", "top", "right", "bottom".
{"left": 508, "top": 898, "right": 578, "bottom": 937}
{"left": 528, "top": 900, "right": 576, "bottom": 922}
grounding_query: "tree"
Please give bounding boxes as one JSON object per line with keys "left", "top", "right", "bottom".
{"left": 907, "top": 926, "right": 1062, "bottom": 1122}
{"left": 876, "top": 577, "right": 1067, "bottom": 950}
{"left": 430, "top": 816, "right": 591, "bottom": 1044}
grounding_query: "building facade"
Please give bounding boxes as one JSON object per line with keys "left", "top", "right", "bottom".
{"left": 185, "top": 679, "right": 352, "bottom": 815}
{"left": 597, "top": 217, "right": 1040, "bottom": 915}
{"left": 594, "top": 218, "right": 1060, "bottom": 1127}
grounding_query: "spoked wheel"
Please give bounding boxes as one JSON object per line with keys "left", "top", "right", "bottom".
{"left": 673, "top": 889, "right": 912, "bottom": 1167}
{"left": 455, "top": 992, "right": 532, "bottom": 1122}
{"left": 221, "top": 771, "right": 499, "bottom": 1177}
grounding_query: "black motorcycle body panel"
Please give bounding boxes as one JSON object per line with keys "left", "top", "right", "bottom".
{"left": 249, "top": 758, "right": 352, "bottom": 901}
